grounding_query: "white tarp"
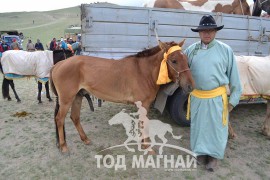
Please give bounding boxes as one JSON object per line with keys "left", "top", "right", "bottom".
{"left": 1, "top": 50, "right": 53, "bottom": 78}
{"left": 236, "top": 55, "right": 270, "bottom": 99}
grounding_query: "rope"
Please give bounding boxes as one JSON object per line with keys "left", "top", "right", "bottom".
{"left": 214, "top": 12, "right": 223, "bottom": 25}
{"left": 154, "top": 25, "right": 159, "bottom": 43}
{"left": 238, "top": 0, "right": 244, "bottom": 15}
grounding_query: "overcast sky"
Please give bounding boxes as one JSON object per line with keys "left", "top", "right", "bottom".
{"left": 0, "top": 0, "right": 147, "bottom": 13}
{"left": 0, "top": 0, "right": 254, "bottom": 13}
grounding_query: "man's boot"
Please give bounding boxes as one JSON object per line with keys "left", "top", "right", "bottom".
{"left": 206, "top": 156, "right": 218, "bottom": 172}
{"left": 197, "top": 155, "right": 208, "bottom": 165}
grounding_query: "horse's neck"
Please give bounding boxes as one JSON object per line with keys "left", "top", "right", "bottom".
{"left": 137, "top": 50, "right": 164, "bottom": 84}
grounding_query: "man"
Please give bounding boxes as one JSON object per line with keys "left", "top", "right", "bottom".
{"left": 10, "top": 38, "right": 20, "bottom": 50}
{"left": 185, "top": 15, "right": 242, "bottom": 172}
{"left": 35, "top": 39, "right": 44, "bottom": 50}
{"left": 0, "top": 40, "right": 10, "bottom": 52}
{"left": 60, "top": 37, "right": 67, "bottom": 50}
{"left": 26, "top": 39, "right": 35, "bottom": 52}
{"left": 0, "top": 40, "right": 10, "bottom": 58}
{"left": 49, "top": 38, "right": 57, "bottom": 51}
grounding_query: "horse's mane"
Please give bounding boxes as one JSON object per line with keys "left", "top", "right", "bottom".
{"left": 127, "top": 41, "right": 178, "bottom": 58}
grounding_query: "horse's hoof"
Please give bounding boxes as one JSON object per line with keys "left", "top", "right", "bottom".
{"left": 38, "top": 101, "right": 43, "bottom": 104}
{"left": 17, "top": 100, "right": 21, "bottom": 103}
{"left": 48, "top": 98, "right": 53, "bottom": 102}
{"left": 8, "top": 98, "right": 12, "bottom": 101}
{"left": 229, "top": 133, "right": 237, "bottom": 139}
{"left": 262, "top": 126, "right": 270, "bottom": 136}
{"left": 83, "top": 139, "right": 91, "bottom": 145}
{"left": 60, "top": 146, "right": 69, "bottom": 154}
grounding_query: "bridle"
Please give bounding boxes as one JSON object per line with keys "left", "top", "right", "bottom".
{"left": 166, "top": 58, "right": 190, "bottom": 82}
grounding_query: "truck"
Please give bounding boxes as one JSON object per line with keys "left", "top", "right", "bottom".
{"left": 80, "top": 3, "right": 270, "bottom": 126}
{"left": 0, "top": 30, "right": 24, "bottom": 50}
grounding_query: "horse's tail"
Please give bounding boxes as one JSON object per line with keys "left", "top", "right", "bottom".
{"left": 50, "top": 67, "right": 64, "bottom": 146}
{"left": 168, "top": 127, "right": 182, "bottom": 139}
{"left": 2, "top": 78, "right": 10, "bottom": 99}
{"left": 0, "top": 61, "right": 3, "bottom": 74}
{"left": 50, "top": 67, "right": 58, "bottom": 96}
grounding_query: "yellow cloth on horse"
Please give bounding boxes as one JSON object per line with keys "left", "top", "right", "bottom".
{"left": 156, "top": 46, "right": 181, "bottom": 85}
{"left": 186, "top": 86, "right": 228, "bottom": 126}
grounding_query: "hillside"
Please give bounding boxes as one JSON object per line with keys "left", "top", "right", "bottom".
{"left": 0, "top": 6, "right": 81, "bottom": 49}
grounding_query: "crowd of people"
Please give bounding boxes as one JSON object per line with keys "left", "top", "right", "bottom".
{"left": 0, "top": 38, "right": 21, "bottom": 57}
{"left": 0, "top": 34, "right": 82, "bottom": 58}
{"left": 48, "top": 37, "right": 77, "bottom": 54}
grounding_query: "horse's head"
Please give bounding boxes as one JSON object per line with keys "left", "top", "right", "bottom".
{"left": 159, "top": 40, "right": 195, "bottom": 93}
{"left": 259, "top": 0, "right": 270, "bottom": 14}
{"left": 53, "top": 49, "right": 73, "bottom": 65}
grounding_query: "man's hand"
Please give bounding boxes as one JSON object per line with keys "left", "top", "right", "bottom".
{"left": 228, "top": 103, "right": 234, "bottom": 113}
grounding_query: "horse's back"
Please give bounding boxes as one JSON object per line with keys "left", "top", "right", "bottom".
{"left": 236, "top": 55, "right": 270, "bottom": 97}
{"left": 1, "top": 50, "right": 53, "bottom": 77}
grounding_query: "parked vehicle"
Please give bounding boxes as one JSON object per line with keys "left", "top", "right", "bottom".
{"left": 0, "top": 30, "right": 23, "bottom": 50}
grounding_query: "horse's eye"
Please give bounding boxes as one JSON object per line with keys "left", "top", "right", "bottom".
{"left": 172, "top": 60, "right": 177, "bottom": 64}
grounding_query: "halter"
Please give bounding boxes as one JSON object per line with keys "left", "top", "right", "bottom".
{"left": 165, "top": 46, "right": 190, "bottom": 79}
{"left": 166, "top": 60, "right": 190, "bottom": 78}
{"left": 156, "top": 45, "right": 190, "bottom": 85}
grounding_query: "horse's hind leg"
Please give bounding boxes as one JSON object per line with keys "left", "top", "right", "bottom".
{"left": 37, "top": 82, "right": 43, "bottom": 103}
{"left": 9, "top": 80, "right": 21, "bottom": 102}
{"left": 45, "top": 81, "right": 53, "bottom": 102}
{"left": 262, "top": 100, "right": 270, "bottom": 136}
{"left": 55, "top": 99, "right": 72, "bottom": 153}
{"left": 70, "top": 94, "right": 90, "bottom": 145}
{"left": 2, "top": 78, "right": 11, "bottom": 100}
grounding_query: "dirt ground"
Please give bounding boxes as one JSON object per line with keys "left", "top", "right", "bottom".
{"left": 0, "top": 76, "right": 270, "bottom": 180}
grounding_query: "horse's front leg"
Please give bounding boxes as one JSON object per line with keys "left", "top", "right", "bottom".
{"left": 70, "top": 94, "right": 90, "bottom": 145}
{"left": 45, "top": 81, "right": 53, "bottom": 102}
{"left": 9, "top": 80, "right": 21, "bottom": 102}
{"left": 262, "top": 100, "right": 270, "bottom": 136}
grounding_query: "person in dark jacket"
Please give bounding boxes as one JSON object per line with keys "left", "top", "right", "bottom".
{"left": 49, "top": 38, "right": 57, "bottom": 51}
{"left": 35, "top": 39, "right": 44, "bottom": 51}
{"left": 0, "top": 40, "right": 10, "bottom": 52}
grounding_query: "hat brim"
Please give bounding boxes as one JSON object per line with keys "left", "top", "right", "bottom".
{"left": 191, "top": 25, "right": 224, "bottom": 32}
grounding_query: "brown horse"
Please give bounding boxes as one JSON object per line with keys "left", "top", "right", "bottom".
{"left": 147, "top": 0, "right": 251, "bottom": 15}
{"left": 50, "top": 40, "right": 195, "bottom": 153}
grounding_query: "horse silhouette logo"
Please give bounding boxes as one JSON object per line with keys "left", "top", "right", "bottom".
{"left": 108, "top": 101, "right": 182, "bottom": 154}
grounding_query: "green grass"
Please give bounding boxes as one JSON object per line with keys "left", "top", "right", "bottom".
{"left": 0, "top": 6, "right": 81, "bottom": 49}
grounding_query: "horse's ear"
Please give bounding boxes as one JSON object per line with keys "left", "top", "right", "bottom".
{"left": 158, "top": 40, "right": 169, "bottom": 51}
{"left": 178, "top": 39, "right": 186, "bottom": 47}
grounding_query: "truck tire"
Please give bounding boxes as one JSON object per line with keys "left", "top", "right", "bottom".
{"left": 167, "top": 88, "right": 190, "bottom": 126}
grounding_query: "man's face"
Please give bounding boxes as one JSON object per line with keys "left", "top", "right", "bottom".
{"left": 199, "top": 29, "right": 217, "bottom": 44}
